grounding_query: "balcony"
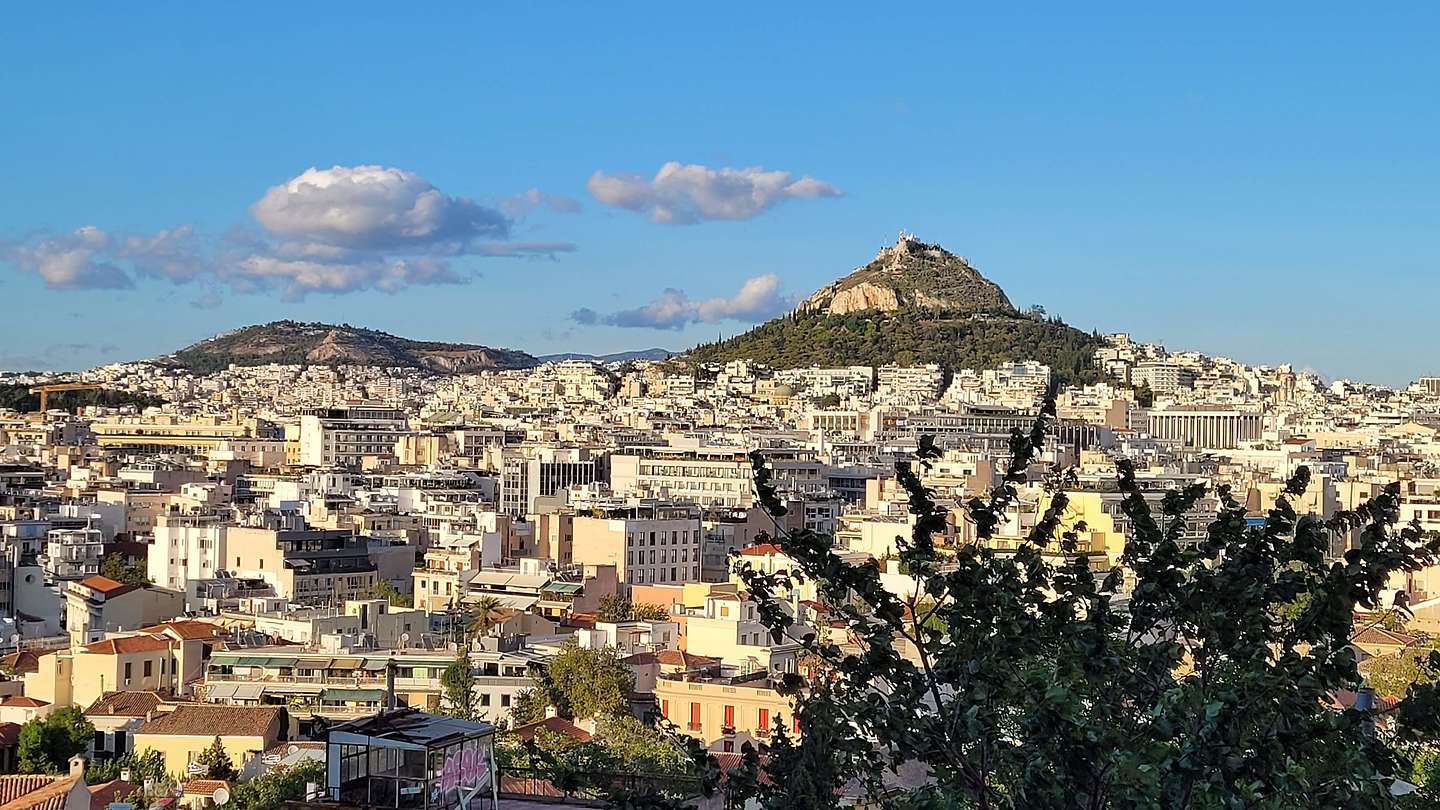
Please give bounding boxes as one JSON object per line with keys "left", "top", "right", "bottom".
{"left": 721, "top": 724, "right": 736, "bottom": 736}
{"left": 687, "top": 722, "right": 702, "bottom": 732}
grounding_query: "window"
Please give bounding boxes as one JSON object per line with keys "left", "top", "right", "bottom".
{"left": 124, "top": 662, "right": 132, "bottom": 682}
{"left": 480, "top": 694, "right": 491, "bottom": 707}
{"left": 501, "top": 694, "right": 511, "bottom": 707}
{"left": 758, "top": 708, "right": 770, "bottom": 732}
{"left": 723, "top": 705, "right": 735, "bottom": 728}
{"left": 689, "top": 702, "right": 701, "bottom": 730}
{"left": 143, "top": 660, "right": 152, "bottom": 678}
{"left": 793, "top": 714, "right": 801, "bottom": 734}
{"left": 661, "top": 700, "right": 669, "bottom": 719}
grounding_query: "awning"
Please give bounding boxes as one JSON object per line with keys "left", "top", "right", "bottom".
{"left": 543, "top": 582, "right": 583, "bottom": 594}
{"left": 232, "top": 683, "right": 266, "bottom": 700}
{"left": 330, "top": 657, "right": 364, "bottom": 669}
{"left": 361, "top": 660, "right": 389, "bottom": 671}
{"left": 321, "top": 688, "right": 386, "bottom": 703}
{"left": 264, "top": 657, "right": 299, "bottom": 668}
{"left": 204, "top": 684, "right": 237, "bottom": 700}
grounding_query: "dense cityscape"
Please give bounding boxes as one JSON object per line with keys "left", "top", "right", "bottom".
{"left": 7, "top": 5, "right": 1440, "bottom": 808}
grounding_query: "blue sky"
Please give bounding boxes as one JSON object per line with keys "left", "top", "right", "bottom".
{"left": 3, "top": 4, "right": 1438, "bottom": 384}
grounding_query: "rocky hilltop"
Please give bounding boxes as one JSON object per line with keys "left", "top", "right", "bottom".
{"left": 163, "top": 321, "right": 538, "bottom": 374}
{"left": 800, "top": 233, "right": 1014, "bottom": 316}
{"left": 689, "top": 234, "right": 1103, "bottom": 382}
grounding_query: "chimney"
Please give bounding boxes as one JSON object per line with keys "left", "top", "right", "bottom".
{"left": 544, "top": 704, "right": 559, "bottom": 720}
{"left": 69, "top": 754, "right": 86, "bottom": 778}
{"left": 384, "top": 660, "right": 397, "bottom": 711}
{"left": 120, "top": 768, "right": 132, "bottom": 783}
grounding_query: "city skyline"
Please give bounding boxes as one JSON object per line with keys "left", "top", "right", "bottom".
{"left": 6, "top": 4, "right": 1440, "bottom": 384}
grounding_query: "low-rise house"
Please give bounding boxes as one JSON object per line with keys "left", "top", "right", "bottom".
{"left": 83, "top": 691, "right": 176, "bottom": 761}
{"left": 0, "top": 696, "right": 50, "bottom": 726}
{"left": 130, "top": 704, "right": 285, "bottom": 779}
{"left": 64, "top": 576, "right": 186, "bottom": 647}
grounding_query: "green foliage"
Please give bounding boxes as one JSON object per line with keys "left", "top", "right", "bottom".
{"left": 1364, "top": 647, "right": 1440, "bottom": 699}
{"left": 229, "top": 759, "right": 325, "bottom": 810}
{"left": 440, "top": 648, "right": 479, "bottom": 721}
{"left": 498, "top": 716, "right": 715, "bottom": 807}
{"left": 686, "top": 309, "right": 1106, "bottom": 384}
{"left": 100, "top": 552, "right": 150, "bottom": 587}
{"left": 370, "top": 580, "right": 412, "bottom": 608}
{"left": 84, "top": 748, "right": 167, "bottom": 786}
{"left": 1134, "top": 380, "right": 1156, "bottom": 407}
{"left": 18, "top": 707, "right": 93, "bottom": 774}
{"left": 466, "top": 596, "right": 505, "bottom": 639}
{"left": 735, "top": 392, "right": 1440, "bottom": 808}
{"left": 597, "top": 594, "right": 670, "bottom": 623}
{"left": 527, "top": 640, "right": 634, "bottom": 720}
{"left": 511, "top": 687, "right": 549, "bottom": 726}
{"left": 0, "top": 383, "right": 163, "bottom": 413}
{"left": 195, "top": 736, "right": 237, "bottom": 781}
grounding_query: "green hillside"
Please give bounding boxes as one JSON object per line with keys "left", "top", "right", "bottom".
{"left": 687, "top": 309, "right": 1106, "bottom": 383}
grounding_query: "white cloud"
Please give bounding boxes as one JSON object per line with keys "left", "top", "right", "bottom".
{"left": 5, "top": 165, "right": 578, "bottom": 299}
{"left": 5, "top": 226, "right": 132, "bottom": 290}
{"left": 119, "top": 224, "right": 207, "bottom": 281}
{"left": 574, "top": 273, "right": 791, "bottom": 330}
{"left": 226, "top": 255, "right": 465, "bottom": 300}
{"left": 587, "top": 161, "right": 842, "bottom": 224}
{"left": 250, "top": 165, "right": 509, "bottom": 252}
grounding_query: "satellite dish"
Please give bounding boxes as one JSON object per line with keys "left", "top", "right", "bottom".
{"left": 399, "top": 632, "right": 410, "bottom": 647}
{"left": 212, "top": 787, "right": 230, "bottom": 806}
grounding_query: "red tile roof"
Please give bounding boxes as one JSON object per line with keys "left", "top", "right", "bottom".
{"left": 0, "top": 775, "right": 80, "bottom": 810}
{"left": 139, "top": 620, "right": 228, "bottom": 641}
{"left": 0, "top": 652, "right": 41, "bottom": 676}
{"left": 510, "top": 717, "right": 592, "bottom": 742}
{"left": 76, "top": 576, "right": 137, "bottom": 598}
{"left": 655, "top": 649, "right": 719, "bottom": 669}
{"left": 180, "top": 780, "right": 230, "bottom": 798}
{"left": 87, "top": 779, "right": 137, "bottom": 810}
{"left": 84, "top": 691, "right": 171, "bottom": 718}
{"left": 739, "top": 543, "right": 785, "bottom": 557}
{"left": 82, "top": 635, "right": 173, "bottom": 655}
{"left": 135, "top": 705, "right": 282, "bottom": 738}
{"left": 0, "top": 697, "right": 48, "bottom": 708}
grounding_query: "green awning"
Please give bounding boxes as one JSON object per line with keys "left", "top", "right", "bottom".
{"left": 360, "top": 660, "right": 389, "bottom": 671}
{"left": 543, "top": 582, "right": 583, "bottom": 594}
{"left": 262, "top": 657, "right": 299, "bottom": 668}
{"left": 321, "top": 688, "right": 386, "bottom": 703}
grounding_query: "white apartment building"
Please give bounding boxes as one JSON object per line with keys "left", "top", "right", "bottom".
{"left": 149, "top": 511, "right": 229, "bottom": 608}
{"left": 298, "top": 405, "right": 409, "bottom": 467}
{"left": 44, "top": 521, "right": 105, "bottom": 582}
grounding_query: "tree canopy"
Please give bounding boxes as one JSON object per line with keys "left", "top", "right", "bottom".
{"left": 18, "top": 707, "right": 92, "bottom": 774}
{"left": 527, "top": 640, "right": 634, "bottom": 721}
{"left": 731, "top": 394, "right": 1440, "bottom": 808}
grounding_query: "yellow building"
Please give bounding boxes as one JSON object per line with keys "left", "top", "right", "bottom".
{"left": 655, "top": 672, "right": 797, "bottom": 753}
{"left": 130, "top": 704, "right": 284, "bottom": 778}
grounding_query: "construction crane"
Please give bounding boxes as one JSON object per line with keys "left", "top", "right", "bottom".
{"left": 28, "top": 382, "right": 102, "bottom": 413}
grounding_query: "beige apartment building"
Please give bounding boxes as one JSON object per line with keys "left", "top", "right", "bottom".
{"left": 571, "top": 504, "right": 701, "bottom": 587}
{"left": 655, "top": 672, "right": 798, "bottom": 753}
{"left": 65, "top": 575, "right": 186, "bottom": 646}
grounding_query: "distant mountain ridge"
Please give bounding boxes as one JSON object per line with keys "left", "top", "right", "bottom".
{"left": 162, "top": 321, "right": 538, "bottom": 374}
{"left": 538, "top": 348, "right": 675, "bottom": 363}
{"left": 688, "top": 234, "right": 1105, "bottom": 382}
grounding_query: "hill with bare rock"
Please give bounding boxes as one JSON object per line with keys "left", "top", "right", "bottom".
{"left": 163, "top": 321, "right": 538, "bottom": 374}
{"left": 689, "top": 234, "right": 1104, "bottom": 382}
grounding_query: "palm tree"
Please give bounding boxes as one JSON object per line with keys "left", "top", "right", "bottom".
{"left": 466, "top": 596, "right": 505, "bottom": 640}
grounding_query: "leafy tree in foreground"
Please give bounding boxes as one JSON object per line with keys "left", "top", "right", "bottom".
{"left": 733, "top": 392, "right": 1440, "bottom": 809}
{"left": 18, "top": 707, "right": 92, "bottom": 774}
{"left": 371, "top": 580, "right": 412, "bottom": 608}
